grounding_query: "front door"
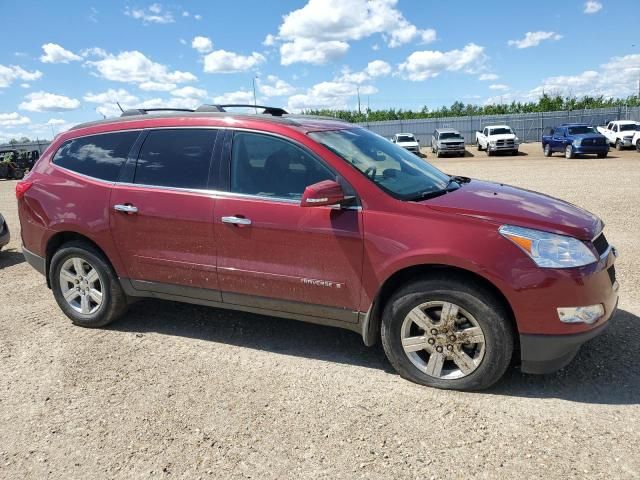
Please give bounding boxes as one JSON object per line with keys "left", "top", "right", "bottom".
{"left": 110, "top": 128, "right": 220, "bottom": 293}
{"left": 215, "top": 131, "right": 364, "bottom": 322}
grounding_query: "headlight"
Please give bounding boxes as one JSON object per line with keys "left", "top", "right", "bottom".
{"left": 489, "top": 140, "right": 497, "bottom": 146}
{"left": 573, "top": 138, "right": 582, "bottom": 146}
{"left": 514, "top": 137, "right": 520, "bottom": 144}
{"left": 499, "top": 225, "right": 597, "bottom": 268}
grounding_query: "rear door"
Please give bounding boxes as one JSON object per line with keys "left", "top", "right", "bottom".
{"left": 110, "top": 128, "right": 221, "bottom": 295}
{"left": 214, "top": 130, "right": 364, "bottom": 322}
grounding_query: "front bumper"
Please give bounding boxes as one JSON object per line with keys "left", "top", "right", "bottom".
{"left": 0, "top": 219, "right": 9, "bottom": 248}
{"left": 573, "top": 145, "right": 609, "bottom": 154}
{"left": 401, "top": 146, "right": 421, "bottom": 154}
{"left": 487, "top": 144, "right": 519, "bottom": 151}
{"left": 520, "top": 300, "right": 616, "bottom": 374}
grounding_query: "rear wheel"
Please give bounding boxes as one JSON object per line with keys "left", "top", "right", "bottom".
{"left": 50, "top": 241, "right": 128, "bottom": 328}
{"left": 543, "top": 143, "right": 552, "bottom": 157}
{"left": 381, "top": 277, "right": 514, "bottom": 391}
{"left": 565, "top": 144, "right": 574, "bottom": 159}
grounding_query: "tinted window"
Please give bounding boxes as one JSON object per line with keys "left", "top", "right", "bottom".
{"left": 135, "top": 129, "right": 216, "bottom": 189}
{"left": 555, "top": 128, "right": 564, "bottom": 136}
{"left": 567, "top": 126, "right": 597, "bottom": 135}
{"left": 231, "top": 132, "right": 335, "bottom": 200}
{"left": 53, "top": 131, "right": 139, "bottom": 181}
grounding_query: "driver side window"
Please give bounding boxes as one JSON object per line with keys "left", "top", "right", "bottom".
{"left": 230, "top": 132, "right": 335, "bottom": 200}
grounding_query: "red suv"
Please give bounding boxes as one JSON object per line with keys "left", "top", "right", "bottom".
{"left": 17, "top": 105, "right": 619, "bottom": 391}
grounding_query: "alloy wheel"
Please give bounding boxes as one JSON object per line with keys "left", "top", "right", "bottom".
{"left": 59, "top": 257, "right": 104, "bottom": 315}
{"left": 400, "top": 301, "right": 485, "bottom": 379}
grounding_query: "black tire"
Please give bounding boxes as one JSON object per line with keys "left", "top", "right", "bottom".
{"left": 543, "top": 143, "right": 552, "bottom": 157}
{"left": 49, "top": 241, "right": 128, "bottom": 328}
{"left": 565, "top": 145, "right": 574, "bottom": 159}
{"left": 615, "top": 139, "right": 623, "bottom": 151}
{"left": 380, "top": 277, "right": 514, "bottom": 391}
{"left": 486, "top": 148, "right": 493, "bottom": 157}
{"left": 477, "top": 141, "right": 483, "bottom": 151}
{"left": 636, "top": 139, "right": 640, "bottom": 152}
{"left": 11, "top": 168, "right": 24, "bottom": 180}
{"left": 597, "top": 152, "right": 607, "bottom": 158}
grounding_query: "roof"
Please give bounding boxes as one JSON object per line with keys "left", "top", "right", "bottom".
{"left": 69, "top": 111, "right": 352, "bottom": 133}
{"left": 485, "top": 125, "right": 511, "bottom": 129}
{"left": 435, "top": 127, "right": 460, "bottom": 133}
{"left": 395, "top": 132, "right": 415, "bottom": 136}
{"left": 611, "top": 120, "right": 639, "bottom": 124}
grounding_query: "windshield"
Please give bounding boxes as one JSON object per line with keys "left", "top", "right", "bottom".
{"left": 489, "top": 128, "right": 513, "bottom": 135}
{"left": 439, "top": 132, "right": 462, "bottom": 140}
{"left": 396, "top": 134, "right": 416, "bottom": 142}
{"left": 620, "top": 123, "right": 639, "bottom": 132}
{"left": 310, "top": 128, "right": 450, "bottom": 200}
{"left": 567, "top": 126, "right": 597, "bottom": 135}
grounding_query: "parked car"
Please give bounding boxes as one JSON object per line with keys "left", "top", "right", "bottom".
{"left": 391, "top": 133, "right": 421, "bottom": 155}
{"left": 542, "top": 124, "right": 609, "bottom": 158}
{"left": 596, "top": 120, "right": 640, "bottom": 150}
{"left": 632, "top": 130, "right": 640, "bottom": 152}
{"left": 18, "top": 104, "right": 618, "bottom": 391}
{"left": 0, "top": 150, "right": 26, "bottom": 180}
{"left": 475, "top": 125, "right": 520, "bottom": 156}
{"left": 0, "top": 213, "right": 9, "bottom": 251}
{"left": 431, "top": 128, "right": 465, "bottom": 157}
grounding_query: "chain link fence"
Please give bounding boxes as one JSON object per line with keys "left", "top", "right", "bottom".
{"left": 357, "top": 106, "right": 640, "bottom": 146}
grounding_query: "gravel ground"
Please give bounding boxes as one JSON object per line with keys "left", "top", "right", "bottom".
{"left": 0, "top": 142, "right": 638, "bottom": 479}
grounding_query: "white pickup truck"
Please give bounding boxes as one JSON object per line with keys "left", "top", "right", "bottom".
{"left": 390, "top": 133, "right": 421, "bottom": 154}
{"left": 633, "top": 130, "right": 640, "bottom": 152}
{"left": 596, "top": 120, "right": 640, "bottom": 150}
{"left": 475, "top": 125, "right": 520, "bottom": 156}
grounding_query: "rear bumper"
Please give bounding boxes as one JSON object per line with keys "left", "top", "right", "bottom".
{"left": 22, "top": 246, "right": 46, "bottom": 275}
{"left": 520, "top": 301, "right": 615, "bottom": 374}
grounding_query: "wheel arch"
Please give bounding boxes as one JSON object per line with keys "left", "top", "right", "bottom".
{"left": 361, "top": 263, "right": 518, "bottom": 354}
{"left": 44, "top": 231, "right": 113, "bottom": 288}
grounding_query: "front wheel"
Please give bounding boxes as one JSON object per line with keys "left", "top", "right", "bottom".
{"left": 565, "top": 144, "right": 574, "bottom": 159}
{"left": 381, "top": 277, "right": 514, "bottom": 391}
{"left": 50, "top": 241, "right": 128, "bottom": 328}
{"left": 636, "top": 139, "right": 640, "bottom": 152}
{"left": 597, "top": 152, "right": 608, "bottom": 158}
{"left": 616, "top": 139, "right": 623, "bottom": 151}
{"left": 543, "top": 143, "right": 552, "bottom": 157}
{"left": 477, "top": 141, "right": 483, "bottom": 151}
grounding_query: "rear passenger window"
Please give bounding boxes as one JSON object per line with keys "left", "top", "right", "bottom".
{"left": 52, "top": 131, "right": 139, "bottom": 181}
{"left": 134, "top": 129, "right": 217, "bottom": 189}
{"left": 231, "top": 132, "right": 334, "bottom": 200}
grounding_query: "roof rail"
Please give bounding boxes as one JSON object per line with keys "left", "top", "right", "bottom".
{"left": 196, "top": 104, "right": 288, "bottom": 116}
{"left": 120, "top": 107, "right": 195, "bottom": 117}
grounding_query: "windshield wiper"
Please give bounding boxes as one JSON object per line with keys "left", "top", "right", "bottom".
{"left": 406, "top": 176, "right": 465, "bottom": 201}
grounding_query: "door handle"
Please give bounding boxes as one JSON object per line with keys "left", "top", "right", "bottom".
{"left": 114, "top": 204, "right": 138, "bottom": 214}
{"left": 221, "top": 216, "right": 251, "bottom": 226}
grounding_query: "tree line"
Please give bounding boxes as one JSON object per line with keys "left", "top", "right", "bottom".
{"left": 305, "top": 94, "right": 640, "bottom": 123}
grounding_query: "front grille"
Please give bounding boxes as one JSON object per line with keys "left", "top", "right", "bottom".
{"left": 444, "top": 143, "right": 464, "bottom": 148}
{"left": 497, "top": 139, "right": 515, "bottom": 146}
{"left": 582, "top": 137, "right": 606, "bottom": 146}
{"left": 592, "top": 232, "right": 609, "bottom": 257}
{"left": 607, "top": 265, "right": 616, "bottom": 285}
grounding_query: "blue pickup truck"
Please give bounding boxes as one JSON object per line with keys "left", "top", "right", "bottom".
{"left": 541, "top": 124, "right": 609, "bottom": 159}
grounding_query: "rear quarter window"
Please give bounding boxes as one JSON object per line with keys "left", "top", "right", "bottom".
{"left": 52, "top": 131, "right": 140, "bottom": 181}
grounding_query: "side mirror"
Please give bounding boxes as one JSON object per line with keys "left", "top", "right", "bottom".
{"left": 301, "top": 180, "right": 347, "bottom": 207}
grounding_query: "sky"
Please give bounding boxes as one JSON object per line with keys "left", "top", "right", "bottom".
{"left": 1, "top": 0, "right": 639, "bottom": 142}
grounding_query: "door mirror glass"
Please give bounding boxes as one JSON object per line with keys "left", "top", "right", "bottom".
{"left": 301, "top": 180, "right": 346, "bottom": 207}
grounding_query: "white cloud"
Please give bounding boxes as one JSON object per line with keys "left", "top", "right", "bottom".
{"left": 19, "top": 91, "right": 81, "bottom": 112}
{"left": 213, "top": 90, "right": 255, "bottom": 104}
{"left": 46, "top": 118, "right": 68, "bottom": 126}
{"left": 489, "top": 84, "right": 509, "bottom": 91}
{"left": 258, "top": 75, "right": 297, "bottom": 97}
{"left": 80, "top": 47, "right": 108, "bottom": 58}
{"left": 170, "top": 86, "right": 208, "bottom": 99}
{"left": 263, "top": 34, "right": 276, "bottom": 47}
{"left": 194, "top": 14, "right": 202, "bottom": 20}
{"left": 287, "top": 80, "right": 377, "bottom": 112}
{"left": 0, "top": 64, "right": 42, "bottom": 88}
{"left": 20, "top": 83, "right": 30, "bottom": 88}
{"left": 202, "top": 50, "right": 265, "bottom": 73}
{"left": 139, "top": 81, "right": 177, "bottom": 91}
{"left": 192, "top": 36, "right": 213, "bottom": 53}
{"left": 280, "top": 38, "right": 349, "bottom": 66}
{"left": 83, "top": 88, "right": 139, "bottom": 104}
{"left": 584, "top": 1, "right": 603, "bottom": 13}
{"left": 272, "top": 0, "right": 436, "bottom": 65}
{"left": 339, "top": 60, "right": 392, "bottom": 84}
{"left": 0, "top": 112, "right": 31, "bottom": 127}
{"left": 40, "top": 43, "right": 82, "bottom": 64}
{"left": 87, "top": 50, "right": 196, "bottom": 87}
{"left": 508, "top": 31, "right": 562, "bottom": 49}
{"left": 398, "top": 43, "right": 487, "bottom": 81}
{"left": 125, "top": 3, "right": 174, "bottom": 24}
{"left": 479, "top": 73, "right": 499, "bottom": 81}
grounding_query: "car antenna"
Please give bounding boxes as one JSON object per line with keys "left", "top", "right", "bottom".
{"left": 116, "top": 102, "right": 124, "bottom": 113}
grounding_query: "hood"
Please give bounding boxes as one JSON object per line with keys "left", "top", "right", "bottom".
{"left": 397, "top": 141, "right": 419, "bottom": 147}
{"left": 488, "top": 133, "right": 516, "bottom": 141}
{"left": 570, "top": 133, "right": 606, "bottom": 140}
{"left": 422, "top": 180, "right": 601, "bottom": 240}
{"left": 439, "top": 138, "right": 464, "bottom": 144}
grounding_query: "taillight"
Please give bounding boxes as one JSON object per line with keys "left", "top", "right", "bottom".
{"left": 15, "top": 180, "right": 33, "bottom": 200}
